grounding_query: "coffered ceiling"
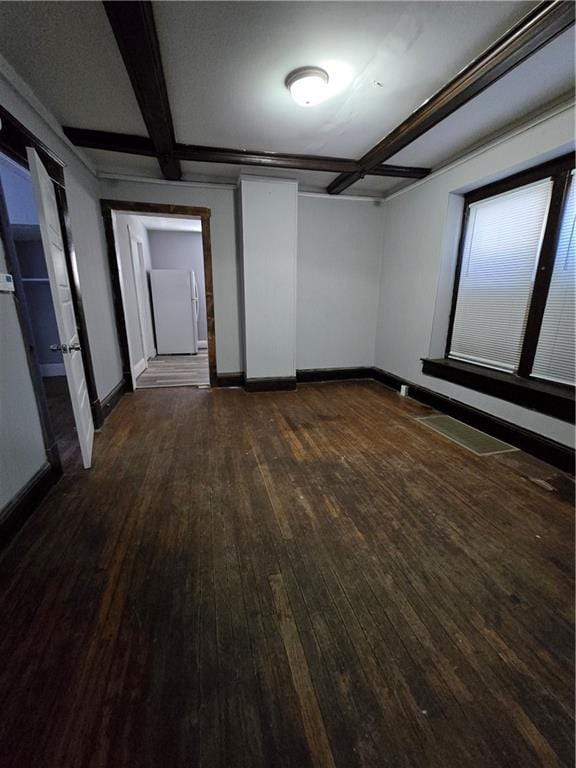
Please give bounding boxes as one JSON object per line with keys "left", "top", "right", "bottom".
{"left": 0, "top": 1, "right": 572, "bottom": 196}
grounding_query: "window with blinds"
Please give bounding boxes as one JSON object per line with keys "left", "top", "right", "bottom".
{"left": 449, "top": 179, "right": 553, "bottom": 372}
{"left": 532, "top": 172, "right": 575, "bottom": 385}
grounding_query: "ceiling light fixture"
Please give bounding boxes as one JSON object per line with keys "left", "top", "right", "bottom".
{"left": 285, "top": 67, "right": 329, "bottom": 107}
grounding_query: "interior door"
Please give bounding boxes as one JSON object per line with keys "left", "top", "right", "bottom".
{"left": 27, "top": 148, "right": 94, "bottom": 469}
{"left": 128, "top": 228, "right": 148, "bottom": 372}
{"left": 129, "top": 230, "right": 154, "bottom": 360}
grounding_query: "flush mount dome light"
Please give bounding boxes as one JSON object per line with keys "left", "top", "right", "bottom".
{"left": 286, "top": 66, "right": 329, "bottom": 107}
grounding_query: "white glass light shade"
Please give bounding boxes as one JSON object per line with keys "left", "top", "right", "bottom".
{"left": 286, "top": 67, "right": 329, "bottom": 107}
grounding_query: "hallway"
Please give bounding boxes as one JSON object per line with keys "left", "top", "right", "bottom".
{"left": 0, "top": 382, "right": 573, "bottom": 768}
{"left": 136, "top": 352, "right": 210, "bottom": 389}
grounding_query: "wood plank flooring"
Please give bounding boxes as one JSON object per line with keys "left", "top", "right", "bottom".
{"left": 43, "top": 375, "right": 80, "bottom": 467}
{"left": 136, "top": 352, "right": 210, "bottom": 389}
{"left": 0, "top": 381, "right": 573, "bottom": 768}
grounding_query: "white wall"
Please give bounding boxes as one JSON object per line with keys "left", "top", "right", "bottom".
{"left": 0, "top": 234, "right": 47, "bottom": 513}
{"left": 297, "top": 195, "right": 385, "bottom": 370}
{"left": 0, "top": 63, "right": 123, "bottom": 402}
{"left": 148, "top": 229, "right": 208, "bottom": 342}
{"left": 375, "top": 105, "right": 575, "bottom": 447}
{"left": 240, "top": 177, "right": 298, "bottom": 380}
{"left": 99, "top": 178, "right": 242, "bottom": 374}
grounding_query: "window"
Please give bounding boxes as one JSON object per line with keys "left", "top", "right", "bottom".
{"left": 422, "top": 153, "right": 575, "bottom": 423}
{"left": 449, "top": 178, "right": 553, "bottom": 373}
{"left": 532, "top": 171, "right": 575, "bottom": 385}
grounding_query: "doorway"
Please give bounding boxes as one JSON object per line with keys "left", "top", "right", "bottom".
{"left": 0, "top": 152, "right": 79, "bottom": 468}
{"left": 102, "top": 201, "right": 217, "bottom": 390}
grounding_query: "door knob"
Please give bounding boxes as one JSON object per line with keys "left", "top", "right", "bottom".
{"left": 50, "top": 343, "right": 68, "bottom": 353}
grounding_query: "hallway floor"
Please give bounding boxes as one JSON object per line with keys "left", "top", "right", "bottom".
{"left": 0, "top": 382, "right": 573, "bottom": 768}
{"left": 136, "top": 351, "right": 210, "bottom": 389}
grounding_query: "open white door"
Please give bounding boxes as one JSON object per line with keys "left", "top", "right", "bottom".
{"left": 129, "top": 228, "right": 154, "bottom": 361}
{"left": 27, "top": 148, "right": 94, "bottom": 469}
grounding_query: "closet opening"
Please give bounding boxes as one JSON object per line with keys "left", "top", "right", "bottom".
{"left": 0, "top": 152, "right": 80, "bottom": 469}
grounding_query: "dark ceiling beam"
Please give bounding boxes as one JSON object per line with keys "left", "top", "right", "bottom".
{"left": 63, "top": 128, "right": 157, "bottom": 157}
{"left": 62, "top": 127, "right": 431, "bottom": 179}
{"left": 369, "top": 165, "right": 430, "bottom": 179}
{"left": 102, "top": 1, "right": 181, "bottom": 180}
{"left": 172, "top": 143, "right": 431, "bottom": 178}
{"left": 173, "top": 142, "right": 360, "bottom": 173}
{"left": 327, "top": 0, "right": 576, "bottom": 195}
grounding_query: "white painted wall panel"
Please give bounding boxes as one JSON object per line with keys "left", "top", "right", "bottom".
{"left": 0, "top": 236, "right": 47, "bottom": 513}
{"left": 297, "top": 196, "right": 384, "bottom": 371}
{"left": 240, "top": 178, "right": 298, "bottom": 380}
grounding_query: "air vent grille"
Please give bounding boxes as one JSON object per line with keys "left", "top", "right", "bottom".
{"left": 416, "top": 415, "right": 518, "bottom": 456}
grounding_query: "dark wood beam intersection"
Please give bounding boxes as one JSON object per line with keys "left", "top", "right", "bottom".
{"left": 328, "top": 0, "right": 576, "bottom": 194}
{"left": 63, "top": 127, "right": 431, "bottom": 179}
{"left": 103, "top": 1, "right": 181, "bottom": 180}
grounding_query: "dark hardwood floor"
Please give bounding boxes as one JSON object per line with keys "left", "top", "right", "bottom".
{"left": 0, "top": 381, "right": 573, "bottom": 768}
{"left": 43, "top": 375, "right": 81, "bottom": 468}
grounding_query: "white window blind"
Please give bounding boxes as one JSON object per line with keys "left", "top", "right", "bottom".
{"left": 532, "top": 171, "right": 575, "bottom": 385}
{"left": 449, "top": 179, "right": 553, "bottom": 372}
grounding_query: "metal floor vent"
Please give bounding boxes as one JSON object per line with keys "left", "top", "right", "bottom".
{"left": 416, "top": 415, "right": 518, "bottom": 456}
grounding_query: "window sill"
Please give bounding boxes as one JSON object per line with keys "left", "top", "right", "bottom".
{"left": 421, "top": 358, "right": 574, "bottom": 423}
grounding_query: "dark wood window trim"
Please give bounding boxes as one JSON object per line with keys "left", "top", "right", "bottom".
{"left": 432, "top": 151, "right": 576, "bottom": 420}
{"left": 462, "top": 152, "right": 575, "bottom": 205}
{"left": 422, "top": 358, "right": 574, "bottom": 423}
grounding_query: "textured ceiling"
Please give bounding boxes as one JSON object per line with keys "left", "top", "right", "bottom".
{"left": 154, "top": 1, "right": 536, "bottom": 156}
{"left": 0, "top": 0, "right": 572, "bottom": 196}
{"left": 388, "top": 27, "right": 575, "bottom": 169}
{"left": 0, "top": 1, "right": 145, "bottom": 134}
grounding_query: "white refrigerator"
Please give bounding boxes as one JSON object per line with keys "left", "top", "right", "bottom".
{"left": 150, "top": 269, "right": 199, "bottom": 354}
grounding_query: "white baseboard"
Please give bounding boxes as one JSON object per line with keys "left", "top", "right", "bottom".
{"left": 133, "top": 358, "right": 147, "bottom": 378}
{"left": 198, "top": 340, "right": 208, "bottom": 350}
{"left": 40, "top": 363, "right": 65, "bottom": 377}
